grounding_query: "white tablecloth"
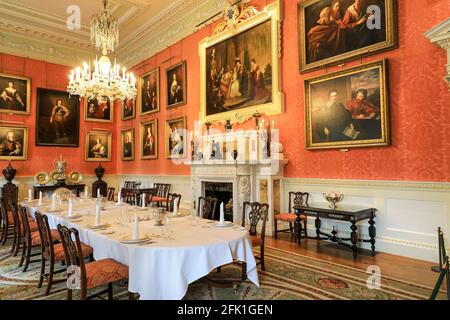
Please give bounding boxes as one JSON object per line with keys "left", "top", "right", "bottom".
{"left": 24, "top": 200, "right": 259, "bottom": 300}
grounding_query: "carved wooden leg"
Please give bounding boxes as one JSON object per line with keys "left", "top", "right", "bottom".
{"left": 108, "top": 282, "right": 113, "bottom": 300}
{"left": 14, "top": 235, "right": 21, "bottom": 256}
{"left": 67, "top": 289, "right": 73, "bottom": 300}
{"left": 274, "top": 219, "right": 278, "bottom": 239}
{"left": 303, "top": 218, "right": 308, "bottom": 238}
{"left": 241, "top": 262, "right": 247, "bottom": 281}
{"left": 23, "top": 242, "right": 32, "bottom": 272}
{"left": 260, "top": 245, "right": 265, "bottom": 271}
{"left": 369, "top": 216, "right": 376, "bottom": 256}
{"left": 350, "top": 221, "right": 358, "bottom": 259}
{"left": 294, "top": 215, "right": 302, "bottom": 246}
{"left": 315, "top": 217, "right": 321, "bottom": 240}
{"left": 45, "top": 258, "right": 55, "bottom": 296}
{"left": 11, "top": 228, "right": 17, "bottom": 253}
{"left": 38, "top": 257, "right": 45, "bottom": 288}
{"left": 19, "top": 238, "right": 26, "bottom": 267}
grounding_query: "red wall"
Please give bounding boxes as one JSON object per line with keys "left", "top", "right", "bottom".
{"left": 0, "top": 54, "right": 117, "bottom": 176}
{"left": 120, "top": 0, "right": 450, "bottom": 182}
{"left": 2, "top": 0, "right": 450, "bottom": 182}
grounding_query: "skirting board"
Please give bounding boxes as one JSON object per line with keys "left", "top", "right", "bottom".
{"left": 3, "top": 174, "right": 449, "bottom": 262}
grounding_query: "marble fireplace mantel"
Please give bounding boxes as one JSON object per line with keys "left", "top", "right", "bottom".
{"left": 425, "top": 17, "right": 450, "bottom": 89}
{"left": 189, "top": 159, "right": 288, "bottom": 235}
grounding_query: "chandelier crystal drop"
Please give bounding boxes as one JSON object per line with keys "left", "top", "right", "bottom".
{"left": 67, "top": 0, "right": 137, "bottom": 102}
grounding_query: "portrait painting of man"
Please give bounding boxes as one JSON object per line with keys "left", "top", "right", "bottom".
{"left": 299, "top": 0, "right": 397, "bottom": 72}
{"left": 165, "top": 117, "right": 186, "bottom": 158}
{"left": 0, "top": 74, "right": 31, "bottom": 115}
{"left": 166, "top": 62, "right": 186, "bottom": 109}
{"left": 205, "top": 20, "right": 272, "bottom": 117}
{"left": 85, "top": 131, "right": 112, "bottom": 161}
{"left": 121, "top": 129, "right": 134, "bottom": 161}
{"left": 140, "top": 68, "right": 159, "bottom": 115}
{"left": 0, "top": 126, "right": 28, "bottom": 160}
{"left": 141, "top": 119, "right": 158, "bottom": 160}
{"left": 305, "top": 59, "right": 390, "bottom": 149}
{"left": 36, "top": 88, "right": 80, "bottom": 147}
{"left": 122, "top": 97, "right": 135, "bottom": 120}
{"left": 84, "top": 96, "right": 113, "bottom": 123}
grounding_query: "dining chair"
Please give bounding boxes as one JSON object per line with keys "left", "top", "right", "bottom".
{"left": 8, "top": 201, "right": 38, "bottom": 256}
{"left": 197, "top": 196, "right": 218, "bottom": 220}
{"left": 57, "top": 224, "right": 130, "bottom": 300}
{"left": 107, "top": 187, "right": 115, "bottom": 201}
{"left": 274, "top": 191, "right": 309, "bottom": 241}
{"left": 150, "top": 183, "right": 171, "bottom": 206}
{"left": 18, "top": 205, "right": 43, "bottom": 272}
{"left": 34, "top": 211, "right": 93, "bottom": 296}
{"left": 166, "top": 193, "right": 182, "bottom": 212}
{"left": 0, "top": 198, "right": 14, "bottom": 246}
{"left": 241, "top": 201, "right": 269, "bottom": 279}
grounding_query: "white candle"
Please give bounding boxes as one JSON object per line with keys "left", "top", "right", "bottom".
{"left": 132, "top": 212, "right": 139, "bottom": 240}
{"left": 95, "top": 205, "right": 101, "bottom": 226}
{"left": 38, "top": 191, "right": 43, "bottom": 206}
{"left": 141, "top": 193, "right": 145, "bottom": 208}
{"left": 68, "top": 198, "right": 73, "bottom": 217}
{"left": 51, "top": 193, "right": 56, "bottom": 210}
{"left": 28, "top": 189, "right": 32, "bottom": 201}
{"left": 173, "top": 198, "right": 179, "bottom": 215}
{"left": 117, "top": 188, "right": 122, "bottom": 205}
{"left": 84, "top": 186, "right": 88, "bottom": 198}
{"left": 97, "top": 188, "right": 101, "bottom": 198}
{"left": 219, "top": 202, "right": 225, "bottom": 224}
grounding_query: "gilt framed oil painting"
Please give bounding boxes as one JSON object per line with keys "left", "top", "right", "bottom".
{"left": 84, "top": 96, "right": 113, "bottom": 123}
{"left": 140, "top": 119, "right": 158, "bottom": 160}
{"left": 298, "top": 0, "right": 397, "bottom": 73}
{"left": 0, "top": 73, "right": 31, "bottom": 115}
{"left": 305, "top": 59, "right": 390, "bottom": 150}
{"left": 165, "top": 117, "right": 186, "bottom": 159}
{"left": 85, "top": 131, "right": 112, "bottom": 162}
{"left": 36, "top": 88, "right": 80, "bottom": 147}
{"left": 166, "top": 62, "right": 186, "bottom": 109}
{"left": 122, "top": 97, "right": 136, "bottom": 120}
{"left": 0, "top": 125, "right": 28, "bottom": 160}
{"left": 139, "top": 68, "right": 159, "bottom": 115}
{"left": 199, "top": 1, "right": 283, "bottom": 124}
{"left": 121, "top": 129, "right": 134, "bottom": 161}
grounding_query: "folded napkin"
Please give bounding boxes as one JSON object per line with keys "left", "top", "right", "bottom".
{"left": 132, "top": 212, "right": 139, "bottom": 240}
{"left": 95, "top": 205, "right": 101, "bottom": 226}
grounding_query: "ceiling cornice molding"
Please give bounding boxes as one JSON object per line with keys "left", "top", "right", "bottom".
{"left": 117, "top": 0, "right": 224, "bottom": 68}
{"left": 0, "top": 32, "right": 94, "bottom": 67}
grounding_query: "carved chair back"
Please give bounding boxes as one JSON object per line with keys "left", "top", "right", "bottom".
{"left": 197, "top": 196, "right": 218, "bottom": 220}
{"left": 242, "top": 201, "right": 269, "bottom": 238}
{"left": 8, "top": 201, "right": 21, "bottom": 240}
{"left": 167, "top": 193, "right": 182, "bottom": 212}
{"left": 34, "top": 212, "right": 55, "bottom": 260}
{"left": 0, "top": 198, "right": 9, "bottom": 227}
{"left": 288, "top": 192, "right": 309, "bottom": 212}
{"left": 153, "top": 183, "right": 171, "bottom": 199}
{"left": 107, "top": 187, "right": 115, "bottom": 201}
{"left": 19, "top": 205, "right": 33, "bottom": 243}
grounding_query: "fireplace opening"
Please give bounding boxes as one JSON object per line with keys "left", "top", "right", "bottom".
{"left": 203, "top": 182, "right": 233, "bottom": 222}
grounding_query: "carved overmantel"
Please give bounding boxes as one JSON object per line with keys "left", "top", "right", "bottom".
{"left": 425, "top": 18, "right": 450, "bottom": 89}
{"left": 189, "top": 159, "right": 288, "bottom": 236}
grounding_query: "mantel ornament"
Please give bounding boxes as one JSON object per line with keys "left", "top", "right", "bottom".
{"left": 2, "top": 162, "right": 17, "bottom": 185}
{"left": 425, "top": 18, "right": 450, "bottom": 90}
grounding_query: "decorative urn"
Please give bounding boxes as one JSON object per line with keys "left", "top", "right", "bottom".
{"left": 2, "top": 162, "right": 17, "bottom": 185}
{"left": 95, "top": 163, "right": 105, "bottom": 180}
{"left": 323, "top": 192, "right": 344, "bottom": 210}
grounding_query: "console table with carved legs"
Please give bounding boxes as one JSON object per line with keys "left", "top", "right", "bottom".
{"left": 293, "top": 203, "right": 377, "bottom": 259}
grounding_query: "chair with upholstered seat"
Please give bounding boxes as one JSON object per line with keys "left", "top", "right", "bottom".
{"left": 8, "top": 201, "right": 38, "bottom": 256}
{"left": 150, "top": 183, "right": 171, "bottom": 206}
{"left": 197, "top": 196, "right": 218, "bottom": 220}
{"left": 34, "top": 211, "right": 93, "bottom": 296}
{"left": 0, "top": 198, "right": 15, "bottom": 246}
{"left": 241, "top": 201, "right": 269, "bottom": 279}
{"left": 274, "top": 191, "right": 309, "bottom": 241}
{"left": 166, "top": 193, "right": 182, "bottom": 213}
{"left": 57, "top": 224, "right": 130, "bottom": 300}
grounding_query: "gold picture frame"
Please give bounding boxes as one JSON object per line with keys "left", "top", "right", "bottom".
{"left": 298, "top": 0, "right": 397, "bottom": 73}
{"left": 85, "top": 131, "right": 112, "bottom": 162}
{"left": 166, "top": 62, "right": 187, "bottom": 109}
{"left": 121, "top": 128, "right": 134, "bottom": 161}
{"left": 84, "top": 96, "right": 113, "bottom": 123}
{"left": 165, "top": 116, "right": 186, "bottom": 159}
{"left": 305, "top": 59, "right": 390, "bottom": 150}
{"left": 199, "top": 1, "right": 283, "bottom": 124}
{"left": 139, "top": 67, "right": 160, "bottom": 116}
{"left": 0, "top": 73, "right": 31, "bottom": 115}
{"left": 122, "top": 97, "right": 136, "bottom": 121}
{"left": 140, "top": 119, "right": 158, "bottom": 160}
{"left": 0, "top": 125, "right": 28, "bottom": 160}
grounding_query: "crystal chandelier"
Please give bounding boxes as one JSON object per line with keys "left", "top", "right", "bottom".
{"left": 67, "top": 0, "right": 137, "bottom": 102}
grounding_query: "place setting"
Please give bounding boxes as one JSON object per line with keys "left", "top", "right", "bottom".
{"left": 120, "top": 212, "right": 155, "bottom": 245}
{"left": 85, "top": 203, "right": 110, "bottom": 230}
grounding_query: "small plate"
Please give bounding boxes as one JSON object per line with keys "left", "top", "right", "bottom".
{"left": 212, "top": 221, "right": 233, "bottom": 228}
{"left": 45, "top": 208, "right": 64, "bottom": 213}
{"left": 68, "top": 218, "right": 83, "bottom": 223}
{"left": 100, "top": 230, "right": 116, "bottom": 236}
{"left": 86, "top": 223, "right": 110, "bottom": 230}
{"left": 120, "top": 235, "right": 150, "bottom": 244}
{"left": 63, "top": 214, "right": 82, "bottom": 220}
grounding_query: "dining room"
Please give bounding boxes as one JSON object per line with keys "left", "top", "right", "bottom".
{"left": 0, "top": 0, "right": 449, "bottom": 308}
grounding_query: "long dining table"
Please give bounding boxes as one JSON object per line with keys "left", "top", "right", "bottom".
{"left": 23, "top": 198, "right": 259, "bottom": 300}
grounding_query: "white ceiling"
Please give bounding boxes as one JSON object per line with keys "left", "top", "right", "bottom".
{"left": 0, "top": 0, "right": 225, "bottom": 67}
